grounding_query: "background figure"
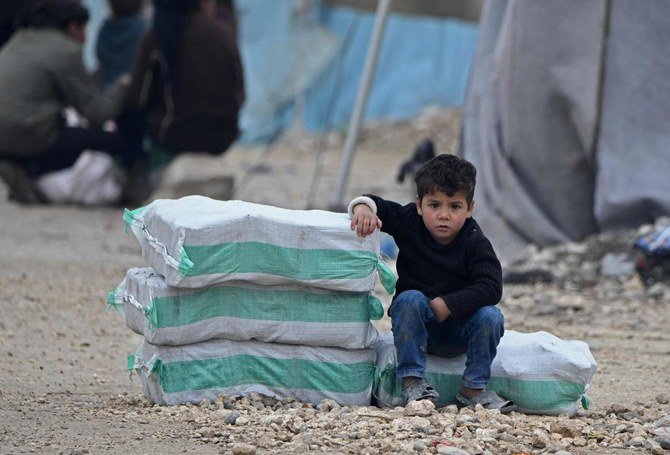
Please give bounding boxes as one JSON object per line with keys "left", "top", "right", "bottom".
{"left": 96, "top": 0, "right": 148, "bottom": 89}
{"left": 125, "top": 0, "right": 245, "bottom": 158}
{"left": 215, "top": 0, "right": 237, "bottom": 39}
{"left": 0, "top": 0, "right": 139, "bottom": 203}
{"left": 0, "top": 0, "right": 37, "bottom": 48}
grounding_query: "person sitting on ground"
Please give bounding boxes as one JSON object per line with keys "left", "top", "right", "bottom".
{"left": 124, "top": 0, "right": 245, "bottom": 160}
{"left": 348, "top": 154, "right": 516, "bottom": 412}
{"left": 0, "top": 0, "right": 141, "bottom": 204}
{"left": 96, "top": 0, "right": 148, "bottom": 89}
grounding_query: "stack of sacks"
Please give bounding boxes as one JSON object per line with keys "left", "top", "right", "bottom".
{"left": 374, "top": 330, "right": 597, "bottom": 416}
{"left": 111, "top": 196, "right": 396, "bottom": 407}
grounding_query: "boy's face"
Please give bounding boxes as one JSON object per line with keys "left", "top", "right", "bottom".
{"left": 416, "top": 190, "right": 474, "bottom": 245}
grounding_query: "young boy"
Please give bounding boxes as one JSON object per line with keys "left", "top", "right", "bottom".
{"left": 348, "top": 154, "right": 515, "bottom": 412}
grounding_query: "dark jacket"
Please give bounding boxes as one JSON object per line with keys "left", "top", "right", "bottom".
{"left": 0, "top": 29, "right": 126, "bottom": 156}
{"left": 126, "top": 11, "right": 245, "bottom": 153}
{"left": 370, "top": 195, "right": 503, "bottom": 321}
{"left": 96, "top": 14, "right": 148, "bottom": 88}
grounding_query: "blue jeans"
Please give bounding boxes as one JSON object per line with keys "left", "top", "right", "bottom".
{"left": 390, "top": 290, "right": 504, "bottom": 389}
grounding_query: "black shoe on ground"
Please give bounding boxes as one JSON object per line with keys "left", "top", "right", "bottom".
{"left": 0, "top": 161, "right": 45, "bottom": 204}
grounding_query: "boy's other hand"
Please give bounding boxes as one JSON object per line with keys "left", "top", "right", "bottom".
{"left": 429, "top": 296, "right": 451, "bottom": 323}
{"left": 350, "top": 204, "right": 382, "bottom": 237}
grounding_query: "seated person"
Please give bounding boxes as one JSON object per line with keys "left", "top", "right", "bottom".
{"left": 0, "top": 0, "right": 142, "bottom": 203}
{"left": 124, "top": 0, "right": 245, "bottom": 158}
{"left": 349, "top": 154, "right": 516, "bottom": 412}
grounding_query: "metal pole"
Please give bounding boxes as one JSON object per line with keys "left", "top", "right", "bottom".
{"left": 329, "top": 0, "right": 392, "bottom": 211}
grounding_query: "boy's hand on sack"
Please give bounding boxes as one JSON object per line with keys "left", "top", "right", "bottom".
{"left": 429, "top": 296, "right": 451, "bottom": 323}
{"left": 351, "top": 204, "right": 382, "bottom": 237}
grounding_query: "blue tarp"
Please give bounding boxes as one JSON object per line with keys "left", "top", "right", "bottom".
{"left": 238, "top": 2, "right": 479, "bottom": 143}
{"left": 304, "top": 6, "right": 478, "bottom": 132}
{"left": 83, "top": 0, "right": 479, "bottom": 144}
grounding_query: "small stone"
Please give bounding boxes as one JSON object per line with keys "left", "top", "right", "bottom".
{"left": 621, "top": 411, "right": 639, "bottom": 421}
{"left": 198, "top": 427, "right": 215, "bottom": 438}
{"left": 609, "top": 404, "right": 630, "bottom": 414}
{"left": 223, "top": 399, "right": 236, "bottom": 410}
{"left": 436, "top": 446, "right": 471, "bottom": 455}
{"left": 572, "top": 436, "right": 587, "bottom": 447}
{"left": 261, "top": 396, "right": 277, "bottom": 408}
{"left": 551, "top": 420, "right": 585, "bottom": 438}
{"left": 624, "top": 436, "right": 645, "bottom": 447}
{"left": 316, "top": 399, "right": 340, "bottom": 413}
{"left": 647, "top": 283, "right": 666, "bottom": 298}
{"left": 180, "top": 413, "right": 196, "bottom": 422}
{"left": 653, "top": 416, "right": 670, "bottom": 428}
{"left": 656, "top": 394, "right": 669, "bottom": 405}
{"left": 252, "top": 402, "right": 265, "bottom": 411}
{"left": 497, "top": 434, "right": 517, "bottom": 443}
{"left": 413, "top": 440, "right": 428, "bottom": 452}
{"left": 379, "top": 439, "right": 394, "bottom": 452}
{"left": 231, "top": 443, "right": 256, "bottom": 455}
{"left": 409, "top": 416, "right": 430, "bottom": 433}
{"left": 235, "top": 416, "right": 250, "bottom": 426}
{"left": 440, "top": 405, "right": 459, "bottom": 415}
{"left": 248, "top": 392, "right": 263, "bottom": 402}
{"left": 224, "top": 411, "right": 240, "bottom": 425}
{"left": 532, "top": 430, "right": 550, "bottom": 448}
{"left": 405, "top": 399, "right": 435, "bottom": 417}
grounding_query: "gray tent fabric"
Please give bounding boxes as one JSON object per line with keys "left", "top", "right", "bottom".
{"left": 595, "top": 1, "right": 670, "bottom": 228}
{"left": 461, "top": 0, "right": 670, "bottom": 261}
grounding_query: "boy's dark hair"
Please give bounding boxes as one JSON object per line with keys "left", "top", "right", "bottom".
{"left": 109, "top": 0, "right": 144, "bottom": 16}
{"left": 18, "top": 0, "right": 89, "bottom": 30}
{"left": 414, "top": 154, "right": 477, "bottom": 206}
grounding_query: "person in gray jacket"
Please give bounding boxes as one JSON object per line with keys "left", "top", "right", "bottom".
{"left": 0, "top": 0, "right": 143, "bottom": 203}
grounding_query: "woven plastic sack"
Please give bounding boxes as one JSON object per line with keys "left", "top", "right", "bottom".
{"left": 374, "top": 330, "right": 596, "bottom": 416}
{"left": 130, "top": 337, "right": 378, "bottom": 406}
{"left": 123, "top": 197, "right": 396, "bottom": 293}
{"left": 110, "top": 267, "right": 383, "bottom": 349}
{"left": 36, "top": 151, "right": 122, "bottom": 206}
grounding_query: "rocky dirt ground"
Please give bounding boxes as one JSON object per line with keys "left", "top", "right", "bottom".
{"left": 0, "top": 109, "right": 669, "bottom": 454}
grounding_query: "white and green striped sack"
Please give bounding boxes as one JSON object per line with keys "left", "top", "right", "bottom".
{"left": 130, "top": 337, "right": 378, "bottom": 406}
{"left": 374, "top": 330, "right": 596, "bottom": 416}
{"left": 123, "top": 197, "right": 396, "bottom": 293}
{"left": 110, "top": 267, "right": 383, "bottom": 349}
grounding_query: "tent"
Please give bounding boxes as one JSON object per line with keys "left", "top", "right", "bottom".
{"left": 461, "top": 0, "right": 670, "bottom": 261}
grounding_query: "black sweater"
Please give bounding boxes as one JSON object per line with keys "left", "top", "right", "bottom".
{"left": 370, "top": 195, "right": 503, "bottom": 320}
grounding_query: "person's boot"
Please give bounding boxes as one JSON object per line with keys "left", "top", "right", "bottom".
{"left": 0, "top": 161, "right": 45, "bottom": 204}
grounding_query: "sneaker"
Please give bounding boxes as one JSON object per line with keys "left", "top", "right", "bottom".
{"left": 403, "top": 378, "right": 439, "bottom": 403}
{"left": 0, "top": 161, "right": 45, "bottom": 204}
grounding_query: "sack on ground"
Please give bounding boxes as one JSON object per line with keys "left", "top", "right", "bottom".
{"left": 36, "top": 151, "right": 122, "bottom": 206}
{"left": 123, "top": 197, "right": 396, "bottom": 293}
{"left": 130, "top": 337, "right": 378, "bottom": 406}
{"left": 110, "top": 267, "right": 383, "bottom": 349}
{"left": 374, "top": 330, "right": 597, "bottom": 416}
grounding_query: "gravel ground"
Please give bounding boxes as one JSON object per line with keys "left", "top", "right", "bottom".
{"left": 0, "top": 109, "right": 669, "bottom": 454}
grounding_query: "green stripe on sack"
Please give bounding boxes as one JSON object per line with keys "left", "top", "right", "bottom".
{"left": 149, "top": 287, "right": 380, "bottom": 328}
{"left": 127, "top": 354, "right": 136, "bottom": 371}
{"left": 154, "top": 355, "right": 376, "bottom": 395}
{"left": 122, "top": 207, "right": 146, "bottom": 234}
{"left": 381, "top": 370, "right": 587, "bottom": 411}
{"left": 487, "top": 376, "right": 587, "bottom": 411}
{"left": 181, "top": 242, "right": 378, "bottom": 281}
{"left": 376, "top": 259, "right": 397, "bottom": 294}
